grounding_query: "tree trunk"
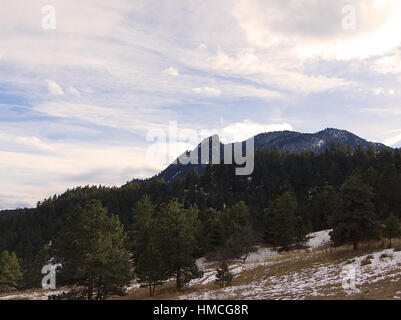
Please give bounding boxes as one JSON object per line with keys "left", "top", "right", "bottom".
{"left": 389, "top": 236, "right": 392, "bottom": 248}
{"left": 176, "top": 268, "right": 181, "bottom": 290}
{"left": 353, "top": 238, "right": 358, "bottom": 251}
{"left": 149, "top": 283, "right": 153, "bottom": 297}
{"left": 96, "top": 276, "right": 103, "bottom": 300}
{"left": 87, "top": 275, "right": 94, "bottom": 300}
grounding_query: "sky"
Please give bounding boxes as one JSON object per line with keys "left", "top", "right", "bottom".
{"left": 1, "top": 0, "right": 401, "bottom": 209}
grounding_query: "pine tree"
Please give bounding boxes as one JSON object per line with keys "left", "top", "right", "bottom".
{"left": 22, "top": 244, "right": 51, "bottom": 289}
{"left": 135, "top": 240, "right": 166, "bottom": 297}
{"left": 199, "top": 208, "right": 225, "bottom": 252}
{"left": 384, "top": 213, "right": 401, "bottom": 248}
{"left": 0, "top": 251, "right": 23, "bottom": 292}
{"left": 53, "top": 200, "right": 131, "bottom": 300}
{"left": 311, "top": 185, "right": 342, "bottom": 230}
{"left": 132, "top": 196, "right": 167, "bottom": 296}
{"left": 330, "top": 175, "right": 378, "bottom": 250}
{"left": 157, "top": 199, "right": 203, "bottom": 290}
{"left": 131, "top": 195, "right": 155, "bottom": 254}
{"left": 224, "top": 201, "right": 250, "bottom": 235}
{"left": 215, "top": 262, "right": 233, "bottom": 289}
{"left": 265, "top": 192, "right": 306, "bottom": 250}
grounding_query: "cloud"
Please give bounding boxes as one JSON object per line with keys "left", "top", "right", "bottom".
{"left": 220, "top": 120, "right": 293, "bottom": 143}
{"left": 68, "top": 86, "right": 80, "bottom": 96}
{"left": 360, "top": 107, "right": 401, "bottom": 116}
{"left": 0, "top": 134, "right": 54, "bottom": 153}
{"left": 193, "top": 87, "right": 221, "bottom": 96}
{"left": 46, "top": 80, "right": 64, "bottom": 95}
{"left": 382, "top": 131, "right": 401, "bottom": 146}
{"left": 206, "top": 49, "right": 353, "bottom": 94}
{"left": 372, "top": 52, "right": 401, "bottom": 75}
{"left": 163, "top": 67, "right": 179, "bottom": 76}
{"left": 33, "top": 102, "right": 169, "bottom": 133}
{"left": 233, "top": 0, "right": 401, "bottom": 60}
{"left": 0, "top": 140, "right": 157, "bottom": 208}
{"left": 2, "top": 0, "right": 401, "bottom": 209}
{"left": 373, "top": 87, "right": 396, "bottom": 95}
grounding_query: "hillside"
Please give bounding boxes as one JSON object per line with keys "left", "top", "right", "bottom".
{"left": 2, "top": 230, "right": 401, "bottom": 300}
{"left": 123, "top": 232, "right": 401, "bottom": 301}
{"left": 157, "top": 128, "right": 390, "bottom": 185}
{"left": 0, "top": 128, "right": 400, "bottom": 300}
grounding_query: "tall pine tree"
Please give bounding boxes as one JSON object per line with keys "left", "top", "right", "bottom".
{"left": 53, "top": 200, "right": 131, "bottom": 300}
{"left": 0, "top": 251, "right": 22, "bottom": 292}
{"left": 330, "top": 175, "right": 378, "bottom": 250}
{"left": 157, "top": 199, "right": 202, "bottom": 290}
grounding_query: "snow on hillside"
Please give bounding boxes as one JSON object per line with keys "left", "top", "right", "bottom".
{"left": 0, "top": 289, "right": 66, "bottom": 300}
{"left": 181, "top": 248, "right": 401, "bottom": 300}
{"left": 306, "top": 229, "right": 332, "bottom": 249}
{"left": 5, "top": 229, "right": 398, "bottom": 300}
{"left": 189, "top": 230, "right": 332, "bottom": 289}
{"left": 246, "top": 247, "right": 281, "bottom": 263}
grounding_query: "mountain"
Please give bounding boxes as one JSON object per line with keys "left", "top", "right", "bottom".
{"left": 0, "top": 128, "right": 390, "bottom": 213}
{"left": 253, "top": 128, "right": 387, "bottom": 153}
{"left": 157, "top": 128, "right": 390, "bottom": 185}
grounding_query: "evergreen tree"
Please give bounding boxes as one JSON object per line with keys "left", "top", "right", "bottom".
{"left": 215, "top": 261, "right": 233, "bottom": 289}
{"left": 265, "top": 192, "right": 306, "bottom": 250}
{"left": 135, "top": 239, "right": 166, "bottom": 297}
{"left": 131, "top": 195, "right": 155, "bottom": 254}
{"left": 384, "top": 213, "right": 401, "bottom": 247}
{"left": 199, "top": 208, "right": 225, "bottom": 253}
{"left": 132, "top": 196, "right": 167, "bottom": 296}
{"left": 53, "top": 200, "right": 131, "bottom": 300}
{"left": 157, "top": 199, "right": 203, "bottom": 289}
{"left": 311, "top": 185, "right": 342, "bottom": 230}
{"left": 224, "top": 201, "right": 250, "bottom": 235}
{"left": 22, "top": 244, "right": 51, "bottom": 289}
{"left": 0, "top": 251, "right": 23, "bottom": 292}
{"left": 330, "top": 175, "right": 378, "bottom": 250}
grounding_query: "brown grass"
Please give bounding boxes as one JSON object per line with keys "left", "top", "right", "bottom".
{"left": 4, "top": 238, "right": 401, "bottom": 300}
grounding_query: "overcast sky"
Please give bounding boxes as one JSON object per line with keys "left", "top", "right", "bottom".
{"left": 1, "top": 0, "right": 401, "bottom": 209}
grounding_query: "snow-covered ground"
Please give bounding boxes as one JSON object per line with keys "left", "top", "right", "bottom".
{"left": 305, "top": 229, "right": 332, "bottom": 249}
{"left": 3, "top": 229, "right": 398, "bottom": 300}
{"left": 0, "top": 289, "right": 67, "bottom": 300}
{"left": 188, "top": 230, "right": 333, "bottom": 289}
{"left": 181, "top": 248, "right": 401, "bottom": 300}
{"left": 181, "top": 230, "right": 401, "bottom": 300}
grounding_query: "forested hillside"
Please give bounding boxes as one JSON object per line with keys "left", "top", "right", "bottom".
{"left": 1, "top": 142, "right": 401, "bottom": 297}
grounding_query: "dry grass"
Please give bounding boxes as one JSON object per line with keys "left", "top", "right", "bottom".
{"left": 4, "top": 238, "right": 401, "bottom": 300}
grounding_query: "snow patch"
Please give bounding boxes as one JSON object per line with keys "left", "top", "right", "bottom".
{"left": 306, "top": 229, "right": 332, "bottom": 249}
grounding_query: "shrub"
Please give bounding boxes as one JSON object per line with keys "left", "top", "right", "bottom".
{"left": 361, "top": 257, "right": 372, "bottom": 266}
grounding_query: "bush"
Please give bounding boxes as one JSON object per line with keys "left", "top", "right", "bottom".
{"left": 48, "top": 289, "right": 86, "bottom": 300}
{"left": 361, "top": 257, "right": 372, "bottom": 266}
{"left": 215, "top": 262, "right": 234, "bottom": 289}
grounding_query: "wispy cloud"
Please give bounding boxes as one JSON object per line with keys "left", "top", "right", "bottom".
{"left": 1, "top": 0, "right": 401, "bottom": 208}
{"left": 46, "top": 80, "right": 64, "bottom": 95}
{"left": 163, "top": 67, "right": 179, "bottom": 76}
